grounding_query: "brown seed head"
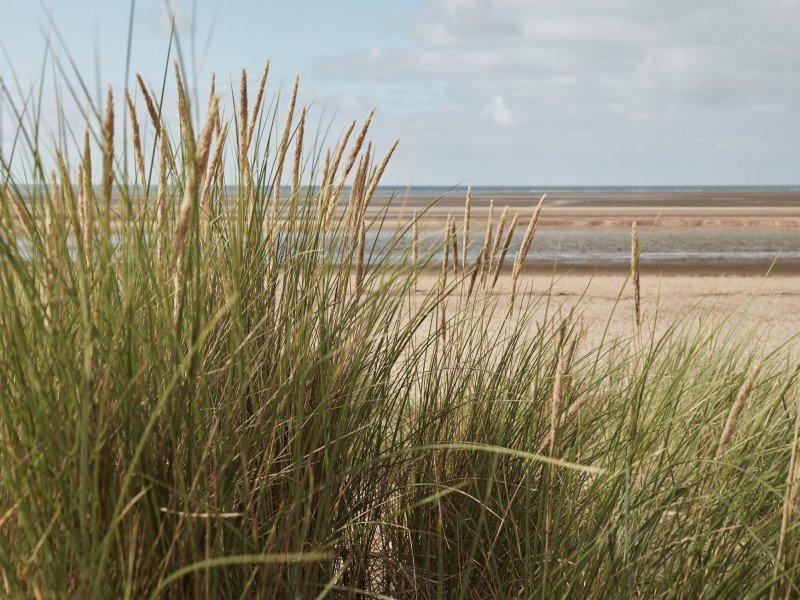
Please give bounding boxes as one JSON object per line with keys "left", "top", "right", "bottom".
{"left": 339, "top": 110, "right": 374, "bottom": 186}
{"left": 247, "top": 60, "right": 270, "bottom": 147}
{"left": 362, "top": 139, "right": 398, "bottom": 208}
{"left": 135, "top": 74, "right": 161, "bottom": 135}
{"left": 492, "top": 212, "right": 518, "bottom": 289}
{"left": 631, "top": 221, "right": 641, "bottom": 330}
{"left": 292, "top": 107, "right": 306, "bottom": 197}
{"left": 125, "top": 90, "right": 146, "bottom": 190}
{"left": 102, "top": 87, "right": 115, "bottom": 210}
{"left": 462, "top": 186, "right": 472, "bottom": 266}
{"left": 717, "top": 362, "right": 763, "bottom": 456}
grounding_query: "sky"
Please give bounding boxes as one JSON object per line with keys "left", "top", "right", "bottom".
{"left": 1, "top": 0, "right": 799, "bottom": 186}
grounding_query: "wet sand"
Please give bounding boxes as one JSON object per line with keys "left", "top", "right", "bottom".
{"left": 370, "top": 186, "right": 800, "bottom": 228}
{"left": 373, "top": 202, "right": 800, "bottom": 228}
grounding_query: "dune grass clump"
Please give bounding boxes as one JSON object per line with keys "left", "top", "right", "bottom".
{"left": 1, "top": 60, "right": 800, "bottom": 598}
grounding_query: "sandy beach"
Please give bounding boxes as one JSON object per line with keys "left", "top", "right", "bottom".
{"left": 380, "top": 187, "right": 800, "bottom": 350}
{"left": 415, "top": 270, "right": 800, "bottom": 352}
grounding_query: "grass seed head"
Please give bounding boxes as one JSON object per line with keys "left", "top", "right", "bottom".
{"left": 492, "top": 212, "right": 518, "bottom": 289}
{"left": 717, "top": 362, "right": 763, "bottom": 456}
{"left": 125, "top": 90, "right": 146, "bottom": 190}
{"left": 631, "top": 221, "right": 641, "bottom": 330}
{"left": 462, "top": 186, "right": 472, "bottom": 266}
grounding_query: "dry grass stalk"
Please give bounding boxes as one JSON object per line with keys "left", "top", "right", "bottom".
{"left": 410, "top": 211, "right": 420, "bottom": 298}
{"left": 515, "top": 194, "right": 545, "bottom": 269}
{"left": 348, "top": 144, "right": 371, "bottom": 229}
{"left": 330, "top": 121, "right": 356, "bottom": 183}
{"left": 47, "top": 168, "right": 63, "bottom": 241}
{"left": 490, "top": 206, "right": 508, "bottom": 256}
{"left": 208, "top": 72, "right": 216, "bottom": 106}
{"left": 631, "top": 221, "right": 641, "bottom": 331}
{"left": 53, "top": 151, "right": 77, "bottom": 244}
{"left": 4, "top": 185, "right": 31, "bottom": 239}
{"left": 238, "top": 68, "right": 248, "bottom": 165}
{"left": 466, "top": 252, "right": 482, "bottom": 298}
{"left": 140, "top": 87, "right": 175, "bottom": 171}
{"left": 43, "top": 171, "right": 60, "bottom": 316}
{"left": 323, "top": 120, "right": 355, "bottom": 215}
{"left": 549, "top": 349, "right": 567, "bottom": 455}
{"left": 481, "top": 199, "right": 495, "bottom": 263}
{"left": 462, "top": 186, "right": 471, "bottom": 267}
{"left": 467, "top": 200, "right": 493, "bottom": 297}
{"left": 174, "top": 64, "right": 195, "bottom": 154}
{"left": 771, "top": 394, "right": 800, "bottom": 600}
{"left": 156, "top": 132, "right": 169, "bottom": 264}
{"left": 543, "top": 344, "right": 568, "bottom": 589}
{"left": 101, "top": 87, "right": 114, "bottom": 239}
{"left": 246, "top": 61, "right": 270, "bottom": 148}
{"left": 449, "top": 215, "right": 459, "bottom": 272}
{"left": 338, "top": 110, "right": 374, "bottom": 188}
{"left": 172, "top": 173, "right": 197, "bottom": 270}
{"left": 483, "top": 206, "right": 508, "bottom": 289}
{"left": 356, "top": 218, "right": 366, "bottom": 288}
{"left": 201, "top": 123, "right": 229, "bottom": 217}
{"left": 445, "top": 213, "right": 459, "bottom": 272}
{"left": 491, "top": 212, "right": 518, "bottom": 289}
{"left": 135, "top": 74, "right": 160, "bottom": 134}
{"left": 80, "top": 132, "right": 93, "bottom": 263}
{"left": 467, "top": 198, "right": 494, "bottom": 297}
{"left": 197, "top": 94, "right": 219, "bottom": 176}
{"left": 272, "top": 76, "right": 300, "bottom": 205}
{"left": 510, "top": 194, "right": 545, "bottom": 310}
{"left": 362, "top": 139, "right": 399, "bottom": 209}
{"left": 171, "top": 66, "right": 200, "bottom": 318}
{"left": 172, "top": 198, "right": 196, "bottom": 321}
{"left": 135, "top": 73, "right": 176, "bottom": 172}
{"left": 537, "top": 389, "right": 589, "bottom": 455}
{"left": 125, "top": 91, "right": 146, "bottom": 192}
{"left": 52, "top": 149, "right": 76, "bottom": 218}
{"left": 439, "top": 224, "right": 449, "bottom": 343}
{"left": 47, "top": 170, "right": 60, "bottom": 236}
{"left": 214, "top": 107, "right": 222, "bottom": 139}
{"left": 318, "top": 149, "right": 331, "bottom": 220}
{"left": 209, "top": 74, "right": 223, "bottom": 142}
{"left": 412, "top": 211, "right": 419, "bottom": 264}
{"left": 537, "top": 335, "right": 582, "bottom": 453}
{"left": 291, "top": 107, "right": 306, "bottom": 199}
{"left": 716, "top": 362, "right": 763, "bottom": 457}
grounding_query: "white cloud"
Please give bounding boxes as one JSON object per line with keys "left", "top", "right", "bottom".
{"left": 311, "top": 0, "right": 800, "bottom": 183}
{"left": 395, "top": 0, "right": 800, "bottom": 113}
{"left": 484, "top": 96, "right": 514, "bottom": 126}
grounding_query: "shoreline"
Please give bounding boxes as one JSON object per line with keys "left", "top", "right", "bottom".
{"left": 372, "top": 206, "right": 800, "bottom": 229}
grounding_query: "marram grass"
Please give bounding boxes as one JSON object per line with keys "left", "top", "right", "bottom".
{"left": 1, "top": 61, "right": 800, "bottom": 599}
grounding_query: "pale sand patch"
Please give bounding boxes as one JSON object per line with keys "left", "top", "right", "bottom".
{"left": 413, "top": 271, "right": 800, "bottom": 353}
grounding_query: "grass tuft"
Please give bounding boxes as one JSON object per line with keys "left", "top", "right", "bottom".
{"left": 0, "top": 57, "right": 799, "bottom": 598}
